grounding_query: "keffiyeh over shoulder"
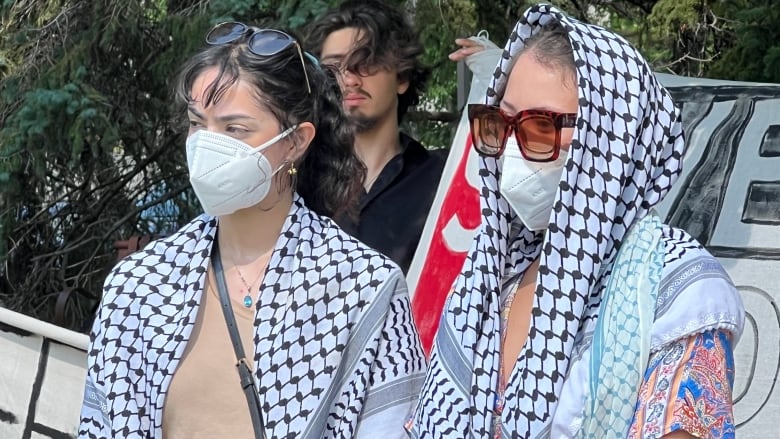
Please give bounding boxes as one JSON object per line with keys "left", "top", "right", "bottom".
{"left": 79, "top": 195, "right": 425, "bottom": 438}
{"left": 410, "top": 4, "right": 743, "bottom": 438}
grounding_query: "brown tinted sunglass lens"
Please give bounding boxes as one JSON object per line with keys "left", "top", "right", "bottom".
{"left": 517, "top": 116, "right": 557, "bottom": 156}
{"left": 474, "top": 112, "right": 505, "bottom": 155}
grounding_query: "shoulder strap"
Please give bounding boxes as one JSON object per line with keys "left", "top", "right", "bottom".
{"left": 211, "top": 238, "right": 267, "bottom": 439}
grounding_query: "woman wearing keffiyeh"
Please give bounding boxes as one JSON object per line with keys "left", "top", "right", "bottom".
{"left": 409, "top": 4, "right": 744, "bottom": 439}
{"left": 78, "top": 22, "right": 424, "bottom": 439}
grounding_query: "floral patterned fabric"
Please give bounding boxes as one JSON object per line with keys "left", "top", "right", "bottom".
{"left": 629, "top": 330, "right": 735, "bottom": 439}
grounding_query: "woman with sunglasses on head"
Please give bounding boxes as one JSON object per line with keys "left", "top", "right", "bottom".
{"left": 78, "top": 22, "right": 425, "bottom": 439}
{"left": 409, "top": 5, "right": 743, "bottom": 438}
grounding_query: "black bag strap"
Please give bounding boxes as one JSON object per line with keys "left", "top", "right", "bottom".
{"left": 211, "top": 239, "right": 266, "bottom": 439}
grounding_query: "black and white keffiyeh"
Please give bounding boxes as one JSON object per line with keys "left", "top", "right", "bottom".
{"left": 410, "top": 4, "right": 742, "bottom": 438}
{"left": 79, "top": 194, "right": 425, "bottom": 438}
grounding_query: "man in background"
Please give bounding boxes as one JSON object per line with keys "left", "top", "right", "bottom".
{"left": 306, "top": 0, "right": 446, "bottom": 274}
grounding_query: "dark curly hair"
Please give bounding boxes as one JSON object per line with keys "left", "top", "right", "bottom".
{"left": 304, "top": 0, "right": 430, "bottom": 123}
{"left": 174, "top": 26, "right": 365, "bottom": 219}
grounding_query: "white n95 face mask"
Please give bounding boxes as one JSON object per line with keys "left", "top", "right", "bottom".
{"left": 185, "top": 126, "right": 296, "bottom": 216}
{"left": 499, "top": 137, "right": 566, "bottom": 231}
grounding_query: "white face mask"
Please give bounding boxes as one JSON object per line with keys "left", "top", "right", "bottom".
{"left": 185, "top": 126, "right": 296, "bottom": 216}
{"left": 499, "top": 138, "right": 566, "bottom": 231}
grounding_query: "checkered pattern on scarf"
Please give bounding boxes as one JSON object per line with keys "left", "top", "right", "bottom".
{"left": 79, "top": 194, "right": 425, "bottom": 438}
{"left": 580, "top": 214, "right": 664, "bottom": 437}
{"left": 410, "top": 4, "right": 684, "bottom": 437}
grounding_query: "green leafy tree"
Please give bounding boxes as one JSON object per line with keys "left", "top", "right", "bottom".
{"left": 709, "top": 0, "right": 780, "bottom": 83}
{"left": 0, "top": 0, "right": 209, "bottom": 328}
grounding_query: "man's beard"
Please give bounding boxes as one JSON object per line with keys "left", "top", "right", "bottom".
{"left": 346, "top": 109, "right": 379, "bottom": 133}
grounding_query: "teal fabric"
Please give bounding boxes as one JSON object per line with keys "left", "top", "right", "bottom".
{"left": 581, "top": 213, "right": 664, "bottom": 438}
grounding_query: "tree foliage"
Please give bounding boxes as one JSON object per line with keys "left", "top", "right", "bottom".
{"left": 0, "top": 0, "right": 209, "bottom": 327}
{"left": 0, "top": 0, "right": 776, "bottom": 331}
{"left": 708, "top": 0, "right": 780, "bottom": 83}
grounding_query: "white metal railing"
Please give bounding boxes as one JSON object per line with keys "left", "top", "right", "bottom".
{"left": 0, "top": 306, "right": 88, "bottom": 351}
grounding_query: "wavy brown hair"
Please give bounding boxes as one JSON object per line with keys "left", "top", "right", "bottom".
{"left": 304, "top": 0, "right": 430, "bottom": 123}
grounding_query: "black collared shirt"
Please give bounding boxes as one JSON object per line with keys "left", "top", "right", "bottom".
{"left": 337, "top": 133, "right": 446, "bottom": 273}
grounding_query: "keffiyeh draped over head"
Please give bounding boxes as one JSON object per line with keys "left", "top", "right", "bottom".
{"left": 411, "top": 4, "right": 685, "bottom": 437}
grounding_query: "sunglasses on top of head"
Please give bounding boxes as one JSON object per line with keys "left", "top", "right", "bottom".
{"left": 467, "top": 104, "right": 577, "bottom": 162}
{"left": 206, "top": 22, "right": 312, "bottom": 95}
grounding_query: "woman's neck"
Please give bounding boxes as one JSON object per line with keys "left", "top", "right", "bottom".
{"left": 216, "top": 191, "right": 293, "bottom": 265}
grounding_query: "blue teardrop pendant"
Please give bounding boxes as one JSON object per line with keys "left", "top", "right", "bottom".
{"left": 242, "top": 295, "right": 253, "bottom": 308}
